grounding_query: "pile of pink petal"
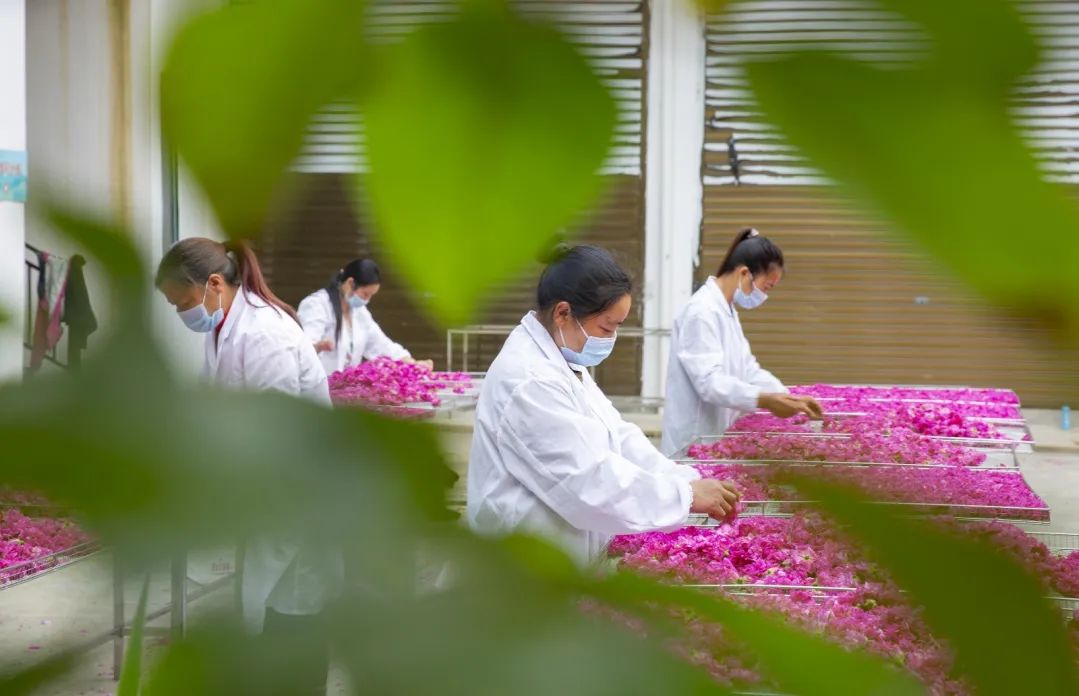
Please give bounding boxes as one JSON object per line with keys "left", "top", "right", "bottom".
{"left": 610, "top": 516, "right": 1076, "bottom": 694}
{"left": 790, "top": 384, "right": 1023, "bottom": 420}
{"left": 688, "top": 429, "right": 989, "bottom": 467}
{"left": 1, "top": 508, "right": 92, "bottom": 586}
{"left": 732, "top": 405, "right": 1012, "bottom": 442}
{"left": 692, "top": 464, "right": 1048, "bottom": 520}
{"left": 328, "top": 358, "right": 473, "bottom": 410}
{"left": 790, "top": 384, "right": 1020, "bottom": 405}
{"left": 428, "top": 371, "right": 474, "bottom": 395}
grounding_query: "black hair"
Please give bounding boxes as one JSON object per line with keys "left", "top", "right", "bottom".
{"left": 536, "top": 244, "right": 632, "bottom": 319}
{"left": 324, "top": 258, "right": 382, "bottom": 341}
{"left": 156, "top": 237, "right": 299, "bottom": 324}
{"left": 717, "top": 228, "right": 785, "bottom": 277}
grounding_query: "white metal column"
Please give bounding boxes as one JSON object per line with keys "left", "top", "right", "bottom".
{"left": 642, "top": 0, "right": 705, "bottom": 399}
{"left": 0, "top": 0, "right": 27, "bottom": 382}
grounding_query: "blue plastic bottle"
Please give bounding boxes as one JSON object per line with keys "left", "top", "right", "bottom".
{"left": 1063, "top": 405, "right": 1072, "bottom": 431}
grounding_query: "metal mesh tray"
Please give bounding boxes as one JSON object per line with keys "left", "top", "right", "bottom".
{"left": 674, "top": 433, "right": 1023, "bottom": 469}
{"left": 0, "top": 541, "right": 101, "bottom": 590}
{"left": 687, "top": 497, "right": 1051, "bottom": 523}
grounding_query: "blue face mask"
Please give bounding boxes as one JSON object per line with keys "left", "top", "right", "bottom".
{"left": 348, "top": 294, "right": 368, "bottom": 310}
{"left": 733, "top": 272, "right": 768, "bottom": 310}
{"left": 559, "top": 319, "right": 616, "bottom": 367}
{"left": 178, "top": 283, "right": 224, "bottom": 333}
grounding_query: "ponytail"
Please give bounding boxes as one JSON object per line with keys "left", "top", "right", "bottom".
{"left": 323, "top": 258, "right": 382, "bottom": 341}
{"left": 223, "top": 240, "right": 300, "bottom": 324}
{"left": 157, "top": 237, "right": 299, "bottom": 325}
{"left": 717, "top": 227, "right": 785, "bottom": 277}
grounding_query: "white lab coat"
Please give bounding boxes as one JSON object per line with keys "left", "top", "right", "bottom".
{"left": 201, "top": 289, "right": 342, "bottom": 633}
{"left": 296, "top": 289, "right": 410, "bottom": 376}
{"left": 661, "top": 278, "right": 786, "bottom": 456}
{"left": 468, "top": 312, "right": 700, "bottom": 565}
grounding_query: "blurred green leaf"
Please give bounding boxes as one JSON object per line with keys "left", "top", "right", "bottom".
{"left": 44, "top": 207, "right": 147, "bottom": 310}
{"left": 144, "top": 622, "right": 334, "bottom": 696}
{"left": 0, "top": 653, "right": 78, "bottom": 696}
{"left": 0, "top": 213, "right": 454, "bottom": 568}
{"left": 791, "top": 475, "right": 1079, "bottom": 695}
{"left": 484, "top": 533, "right": 919, "bottom": 695}
{"left": 161, "top": 0, "right": 368, "bottom": 237}
{"left": 140, "top": 529, "right": 728, "bottom": 696}
{"left": 742, "top": 0, "right": 1079, "bottom": 338}
{"left": 117, "top": 574, "right": 151, "bottom": 696}
{"left": 362, "top": 2, "right": 617, "bottom": 325}
{"left": 594, "top": 574, "right": 922, "bottom": 696}
{"left": 693, "top": 1, "right": 731, "bottom": 14}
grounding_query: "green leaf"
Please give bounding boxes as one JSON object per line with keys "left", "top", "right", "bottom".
{"left": 161, "top": 0, "right": 368, "bottom": 237}
{"left": 362, "top": 2, "right": 617, "bottom": 325}
{"left": 740, "top": 0, "right": 1079, "bottom": 338}
{"left": 791, "top": 475, "right": 1079, "bottom": 695}
{"left": 117, "top": 574, "right": 152, "bottom": 696}
{"left": 141, "top": 532, "right": 728, "bottom": 696}
{"left": 0, "top": 654, "right": 79, "bottom": 695}
{"left": 488, "top": 533, "right": 918, "bottom": 695}
{"left": 0, "top": 214, "right": 455, "bottom": 567}
{"left": 594, "top": 574, "right": 922, "bottom": 696}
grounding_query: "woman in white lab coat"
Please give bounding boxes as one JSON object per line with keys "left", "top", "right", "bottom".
{"left": 468, "top": 245, "right": 741, "bottom": 565}
{"left": 661, "top": 229, "right": 822, "bottom": 456}
{"left": 156, "top": 237, "right": 337, "bottom": 693}
{"left": 297, "top": 259, "right": 429, "bottom": 376}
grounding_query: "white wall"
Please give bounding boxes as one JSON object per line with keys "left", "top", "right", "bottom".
{"left": 26, "top": 0, "right": 114, "bottom": 367}
{"left": 642, "top": 0, "right": 706, "bottom": 398}
{"left": 21, "top": 0, "right": 707, "bottom": 389}
{"left": 0, "top": 0, "right": 26, "bottom": 382}
{"left": 24, "top": 0, "right": 223, "bottom": 380}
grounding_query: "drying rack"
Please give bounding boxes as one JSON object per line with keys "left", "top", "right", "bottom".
{"left": 673, "top": 432, "right": 1024, "bottom": 469}
{"left": 686, "top": 494, "right": 1052, "bottom": 523}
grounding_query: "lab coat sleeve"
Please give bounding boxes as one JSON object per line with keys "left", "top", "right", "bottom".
{"left": 743, "top": 343, "right": 786, "bottom": 394}
{"left": 676, "top": 314, "right": 762, "bottom": 412}
{"left": 497, "top": 377, "right": 693, "bottom": 535}
{"left": 241, "top": 332, "right": 302, "bottom": 396}
{"left": 359, "top": 310, "right": 411, "bottom": 361}
{"left": 615, "top": 417, "right": 701, "bottom": 483}
{"left": 297, "top": 294, "right": 334, "bottom": 345}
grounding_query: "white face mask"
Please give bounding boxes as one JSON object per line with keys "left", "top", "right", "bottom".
{"left": 178, "top": 282, "right": 225, "bottom": 333}
{"left": 559, "top": 319, "right": 616, "bottom": 367}
{"left": 733, "top": 272, "right": 768, "bottom": 310}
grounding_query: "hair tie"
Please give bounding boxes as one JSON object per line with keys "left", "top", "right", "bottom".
{"left": 749, "top": 228, "right": 760, "bottom": 237}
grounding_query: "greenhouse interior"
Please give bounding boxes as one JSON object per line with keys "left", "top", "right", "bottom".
{"left": 1, "top": 0, "right": 1078, "bottom": 695}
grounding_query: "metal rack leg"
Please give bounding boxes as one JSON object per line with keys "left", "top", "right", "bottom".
{"left": 112, "top": 555, "right": 124, "bottom": 679}
{"left": 170, "top": 554, "right": 187, "bottom": 640}
{"left": 445, "top": 330, "right": 452, "bottom": 373}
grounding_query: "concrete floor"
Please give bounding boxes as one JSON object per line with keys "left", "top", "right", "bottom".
{"left": 2, "top": 411, "right": 1076, "bottom": 694}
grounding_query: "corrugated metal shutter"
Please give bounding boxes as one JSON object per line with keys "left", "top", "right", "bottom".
{"left": 697, "top": 186, "right": 1079, "bottom": 406}
{"left": 257, "top": 1, "right": 649, "bottom": 393}
{"left": 257, "top": 173, "right": 645, "bottom": 392}
{"left": 294, "top": 0, "right": 645, "bottom": 177}
{"left": 700, "top": 1, "right": 1079, "bottom": 406}
{"left": 704, "top": 0, "right": 1079, "bottom": 185}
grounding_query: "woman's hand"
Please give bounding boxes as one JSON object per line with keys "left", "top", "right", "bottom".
{"left": 314, "top": 339, "right": 334, "bottom": 353}
{"left": 759, "top": 393, "right": 821, "bottom": 419}
{"left": 690, "top": 478, "right": 741, "bottom": 521}
{"left": 794, "top": 395, "right": 824, "bottom": 419}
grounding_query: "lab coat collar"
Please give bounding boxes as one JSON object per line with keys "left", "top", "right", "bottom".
{"left": 216, "top": 287, "right": 250, "bottom": 347}
{"left": 218, "top": 288, "right": 275, "bottom": 345}
{"left": 704, "top": 276, "right": 737, "bottom": 318}
{"left": 520, "top": 312, "right": 582, "bottom": 374}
